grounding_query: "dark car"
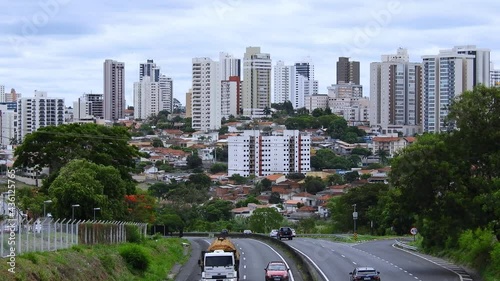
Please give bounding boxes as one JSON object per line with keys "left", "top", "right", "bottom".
{"left": 349, "top": 267, "right": 381, "bottom": 281}
{"left": 277, "top": 227, "right": 293, "bottom": 240}
{"left": 265, "top": 261, "right": 290, "bottom": 281}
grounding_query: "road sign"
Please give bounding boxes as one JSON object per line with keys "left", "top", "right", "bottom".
{"left": 410, "top": 227, "right": 418, "bottom": 235}
{"left": 352, "top": 212, "right": 358, "bottom": 219}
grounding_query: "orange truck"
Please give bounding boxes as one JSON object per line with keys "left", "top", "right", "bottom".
{"left": 199, "top": 237, "right": 240, "bottom": 281}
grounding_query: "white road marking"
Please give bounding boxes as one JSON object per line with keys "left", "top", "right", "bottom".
{"left": 289, "top": 245, "right": 329, "bottom": 281}
{"left": 252, "top": 240, "right": 295, "bottom": 281}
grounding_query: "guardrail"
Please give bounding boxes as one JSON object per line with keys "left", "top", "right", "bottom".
{"left": 394, "top": 239, "right": 418, "bottom": 251}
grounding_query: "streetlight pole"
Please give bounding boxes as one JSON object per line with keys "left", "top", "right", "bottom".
{"left": 43, "top": 200, "right": 53, "bottom": 217}
{"left": 93, "top": 208, "right": 101, "bottom": 220}
{"left": 71, "top": 204, "right": 80, "bottom": 220}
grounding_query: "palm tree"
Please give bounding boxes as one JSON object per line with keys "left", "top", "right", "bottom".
{"left": 376, "top": 149, "right": 389, "bottom": 165}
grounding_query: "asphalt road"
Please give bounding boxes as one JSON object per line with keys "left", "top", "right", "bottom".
{"left": 175, "top": 237, "right": 304, "bottom": 281}
{"left": 286, "top": 238, "right": 462, "bottom": 281}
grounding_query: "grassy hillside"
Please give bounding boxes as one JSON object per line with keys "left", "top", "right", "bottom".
{"left": 1, "top": 237, "right": 189, "bottom": 281}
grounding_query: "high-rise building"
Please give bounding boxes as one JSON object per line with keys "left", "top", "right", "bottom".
{"left": 421, "top": 46, "right": 489, "bottom": 133}
{"left": 103, "top": 59, "right": 125, "bottom": 121}
{"left": 337, "top": 57, "right": 360, "bottom": 85}
{"left": 0, "top": 104, "right": 17, "bottom": 146}
{"left": 139, "top": 59, "right": 160, "bottom": 82}
{"left": 73, "top": 93, "right": 104, "bottom": 121}
{"left": 185, "top": 88, "right": 192, "bottom": 118}
{"left": 328, "top": 83, "right": 369, "bottom": 125}
{"left": 219, "top": 52, "right": 241, "bottom": 80}
{"left": 17, "top": 90, "right": 64, "bottom": 142}
{"left": 159, "top": 74, "right": 173, "bottom": 113}
{"left": 242, "top": 47, "right": 272, "bottom": 116}
{"left": 221, "top": 76, "right": 240, "bottom": 118}
{"left": 227, "top": 130, "right": 311, "bottom": 177}
{"left": 491, "top": 62, "right": 500, "bottom": 87}
{"left": 0, "top": 88, "right": 21, "bottom": 103}
{"left": 370, "top": 48, "right": 422, "bottom": 136}
{"left": 191, "top": 57, "right": 221, "bottom": 131}
{"left": 273, "top": 60, "right": 292, "bottom": 104}
{"left": 134, "top": 76, "right": 161, "bottom": 120}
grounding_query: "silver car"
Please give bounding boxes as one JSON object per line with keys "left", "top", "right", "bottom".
{"left": 269, "top": 229, "right": 278, "bottom": 238}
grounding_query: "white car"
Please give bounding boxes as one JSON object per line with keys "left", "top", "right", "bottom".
{"left": 269, "top": 229, "right": 278, "bottom": 238}
{"left": 291, "top": 228, "right": 296, "bottom": 237}
{"left": 243, "top": 229, "right": 252, "bottom": 234}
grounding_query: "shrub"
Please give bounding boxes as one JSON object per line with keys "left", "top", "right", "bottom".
{"left": 22, "top": 252, "right": 39, "bottom": 264}
{"left": 119, "top": 244, "right": 150, "bottom": 271}
{"left": 488, "top": 242, "right": 500, "bottom": 278}
{"left": 125, "top": 225, "right": 143, "bottom": 243}
{"left": 458, "top": 228, "right": 495, "bottom": 270}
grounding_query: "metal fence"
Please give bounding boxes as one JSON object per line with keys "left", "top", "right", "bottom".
{"left": 0, "top": 217, "right": 148, "bottom": 258}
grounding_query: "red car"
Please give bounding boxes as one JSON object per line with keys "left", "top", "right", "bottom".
{"left": 265, "top": 261, "right": 290, "bottom": 281}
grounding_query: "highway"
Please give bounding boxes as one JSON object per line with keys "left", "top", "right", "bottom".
{"left": 175, "top": 237, "right": 304, "bottom": 281}
{"left": 286, "top": 238, "right": 462, "bottom": 281}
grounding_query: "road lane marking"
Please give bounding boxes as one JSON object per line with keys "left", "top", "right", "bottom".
{"left": 252, "top": 240, "right": 295, "bottom": 281}
{"left": 341, "top": 254, "right": 346, "bottom": 258}
{"left": 289, "top": 245, "right": 329, "bottom": 281}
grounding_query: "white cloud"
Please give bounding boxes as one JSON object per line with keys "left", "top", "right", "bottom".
{"left": 0, "top": 0, "right": 498, "bottom": 106}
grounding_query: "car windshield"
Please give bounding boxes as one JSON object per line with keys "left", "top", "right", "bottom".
{"left": 358, "top": 270, "right": 377, "bottom": 275}
{"left": 268, "top": 264, "right": 286, "bottom": 271}
{"left": 205, "top": 256, "right": 233, "bottom": 267}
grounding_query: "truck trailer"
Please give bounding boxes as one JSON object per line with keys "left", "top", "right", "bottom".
{"left": 199, "top": 236, "right": 240, "bottom": 281}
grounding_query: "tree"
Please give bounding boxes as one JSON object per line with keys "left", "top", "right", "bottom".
{"left": 376, "top": 149, "right": 390, "bottom": 165}
{"left": 201, "top": 199, "right": 235, "bottom": 222}
{"left": 269, "top": 192, "right": 283, "bottom": 204}
{"left": 187, "top": 152, "right": 203, "bottom": 169}
{"left": 248, "top": 208, "right": 284, "bottom": 233}
{"left": 148, "top": 182, "right": 171, "bottom": 200}
{"left": 14, "top": 123, "right": 140, "bottom": 193}
{"left": 303, "top": 176, "right": 326, "bottom": 194}
{"left": 152, "top": 138, "right": 164, "bottom": 147}
{"left": 263, "top": 106, "right": 272, "bottom": 116}
{"left": 48, "top": 159, "right": 128, "bottom": 220}
{"left": 218, "top": 126, "right": 229, "bottom": 135}
{"left": 229, "top": 174, "right": 247, "bottom": 184}
{"left": 236, "top": 196, "right": 260, "bottom": 208}
{"left": 210, "top": 163, "right": 228, "bottom": 174}
{"left": 188, "top": 173, "right": 212, "bottom": 189}
{"left": 260, "top": 178, "right": 273, "bottom": 191}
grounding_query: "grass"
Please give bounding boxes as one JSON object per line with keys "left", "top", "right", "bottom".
{"left": 0, "top": 237, "right": 190, "bottom": 281}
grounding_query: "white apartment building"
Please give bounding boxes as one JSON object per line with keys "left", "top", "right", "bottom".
{"left": 0, "top": 85, "right": 4, "bottom": 99}
{"left": 274, "top": 60, "right": 292, "bottom": 104}
{"left": 327, "top": 83, "right": 369, "bottom": 124}
{"left": 17, "top": 91, "right": 65, "bottom": 142}
{"left": 0, "top": 104, "right": 17, "bottom": 146}
{"left": 491, "top": 62, "right": 500, "bottom": 87}
{"left": 242, "top": 47, "right": 272, "bottom": 116}
{"left": 103, "top": 59, "right": 125, "bottom": 121}
{"left": 227, "top": 130, "right": 311, "bottom": 177}
{"left": 421, "top": 46, "right": 490, "bottom": 133}
{"left": 370, "top": 48, "right": 422, "bottom": 136}
{"left": 192, "top": 57, "right": 221, "bottom": 131}
{"left": 221, "top": 77, "right": 240, "bottom": 118}
{"left": 73, "top": 93, "right": 104, "bottom": 121}
{"left": 304, "top": 94, "right": 329, "bottom": 112}
{"left": 158, "top": 74, "right": 173, "bottom": 113}
{"left": 219, "top": 52, "right": 241, "bottom": 80}
{"left": 134, "top": 76, "right": 161, "bottom": 120}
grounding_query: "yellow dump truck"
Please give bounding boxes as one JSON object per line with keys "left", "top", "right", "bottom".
{"left": 199, "top": 237, "right": 240, "bottom": 281}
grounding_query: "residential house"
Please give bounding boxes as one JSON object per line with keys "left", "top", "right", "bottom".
{"left": 292, "top": 192, "right": 317, "bottom": 207}
{"left": 264, "top": 173, "right": 286, "bottom": 184}
{"left": 371, "top": 135, "right": 415, "bottom": 157}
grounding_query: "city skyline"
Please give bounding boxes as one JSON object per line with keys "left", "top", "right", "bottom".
{"left": 1, "top": 0, "right": 499, "bottom": 106}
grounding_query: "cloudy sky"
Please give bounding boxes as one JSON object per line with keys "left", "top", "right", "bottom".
{"left": 1, "top": 0, "right": 499, "bottom": 107}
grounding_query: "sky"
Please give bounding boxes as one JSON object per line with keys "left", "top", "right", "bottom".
{"left": 1, "top": 0, "right": 499, "bottom": 107}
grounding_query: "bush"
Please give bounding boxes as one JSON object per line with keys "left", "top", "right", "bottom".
{"left": 119, "top": 244, "right": 150, "bottom": 271}
{"left": 125, "top": 225, "right": 143, "bottom": 243}
{"left": 487, "top": 242, "right": 500, "bottom": 278}
{"left": 99, "top": 255, "right": 115, "bottom": 274}
{"left": 458, "top": 228, "right": 495, "bottom": 270}
{"left": 22, "top": 252, "right": 39, "bottom": 264}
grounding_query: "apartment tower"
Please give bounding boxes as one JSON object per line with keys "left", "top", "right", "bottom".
{"left": 103, "top": 59, "right": 125, "bottom": 121}
{"left": 242, "top": 47, "right": 272, "bottom": 116}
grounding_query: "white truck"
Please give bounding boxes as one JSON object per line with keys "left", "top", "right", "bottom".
{"left": 199, "top": 237, "right": 240, "bottom": 281}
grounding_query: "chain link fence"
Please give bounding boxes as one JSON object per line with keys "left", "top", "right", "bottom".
{"left": 0, "top": 217, "right": 148, "bottom": 258}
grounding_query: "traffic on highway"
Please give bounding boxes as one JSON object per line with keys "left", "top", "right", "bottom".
{"left": 173, "top": 232, "right": 468, "bottom": 281}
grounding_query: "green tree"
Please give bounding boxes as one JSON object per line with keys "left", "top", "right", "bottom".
{"left": 376, "top": 149, "right": 390, "bottom": 165}
{"left": 187, "top": 152, "right": 203, "bottom": 169}
{"left": 269, "top": 192, "right": 283, "bottom": 204}
{"left": 229, "top": 174, "right": 247, "bottom": 184}
{"left": 218, "top": 126, "right": 229, "bottom": 135}
{"left": 152, "top": 138, "right": 164, "bottom": 147}
{"left": 148, "top": 182, "right": 171, "bottom": 200}
{"left": 248, "top": 208, "right": 284, "bottom": 233}
{"left": 303, "top": 176, "right": 326, "bottom": 194}
{"left": 235, "top": 196, "right": 260, "bottom": 208}
{"left": 48, "top": 159, "right": 128, "bottom": 220}
{"left": 201, "top": 199, "right": 235, "bottom": 222}
{"left": 188, "top": 173, "right": 211, "bottom": 189}
{"left": 210, "top": 163, "right": 228, "bottom": 174}
{"left": 260, "top": 178, "right": 273, "bottom": 191}
{"left": 14, "top": 123, "right": 140, "bottom": 193}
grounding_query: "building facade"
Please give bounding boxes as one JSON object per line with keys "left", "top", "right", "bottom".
{"left": 421, "top": 46, "right": 490, "bottom": 133}
{"left": 327, "top": 83, "right": 369, "bottom": 124}
{"left": 491, "top": 63, "right": 500, "bottom": 87}
{"left": 133, "top": 76, "right": 161, "bottom": 120}
{"left": 337, "top": 57, "right": 360, "bottom": 85}
{"left": 370, "top": 48, "right": 422, "bottom": 136}
{"left": 191, "top": 57, "right": 221, "bottom": 131}
{"left": 242, "top": 47, "right": 272, "bottom": 116}
{"left": 228, "top": 130, "right": 311, "bottom": 177}
{"left": 221, "top": 76, "right": 240, "bottom": 118}
{"left": 17, "top": 91, "right": 64, "bottom": 142}
{"left": 185, "top": 88, "right": 192, "bottom": 118}
{"left": 73, "top": 93, "right": 104, "bottom": 121}
{"left": 0, "top": 104, "right": 17, "bottom": 146}
{"left": 103, "top": 59, "right": 125, "bottom": 121}
{"left": 273, "top": 60, "right": 292, "bottom": 104}
{"left": 304, "top": 94, "right": 329, "bottom": 113}
{"left": 0, "top": 88, "right": 21, "bottom": 103}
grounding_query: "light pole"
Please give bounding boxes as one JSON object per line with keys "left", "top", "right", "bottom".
{"left": 43, "top": 200, "right": 53, "bottom": 217}
{"left": 71, "top": 204, "right": 80, "bottom": 220}
{"left": 352, "top": 204, "right": 358, "bottom": 234}
{"left": 93, "top": 208, "right": 101, "bottom": 220}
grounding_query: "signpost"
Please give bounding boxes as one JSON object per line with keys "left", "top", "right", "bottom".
{"left": 410, "top": 227, "right": 418, "bottom": 241}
